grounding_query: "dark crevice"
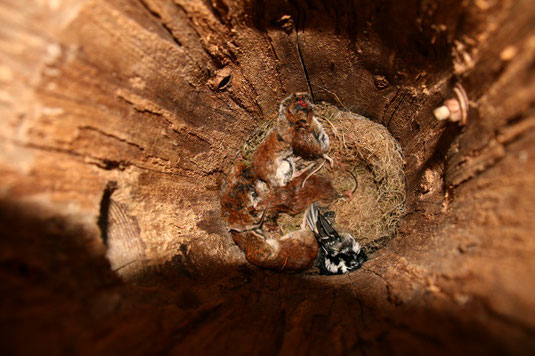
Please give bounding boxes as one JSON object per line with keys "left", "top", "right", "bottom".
{"left": 292, "top": 6, "right": 315, "bottom": 101}
{"left": 4, "top": 136, "right": 197, "bottom": 178}
{"left": 79, "top": 125, "right": 146, "bottom": 152}
{"left": 97, "top": 159, "right": 127, "bottom": 171}
{"left": 387, "top": 92, "right": 408, "bottom": 128}
{"left": 381, "top": 88, "right": 400, "bottom": 124}
{"left": 138, "top": 0, "right": 161, "bottom": 19}
{"left": 138, "top": 0, "right": 183, "bottom": 48}
{"left": 97, "top": 181, "right": 118, "bottom": 247}
{"left": 263, "top": 32, "right": 285, "bottom": 93}
{"left": 187, "top": 131, "right": 211, "bottom": 146}
{"left": 217, "top": 74, "right": 231, "bottom": 90}
{"left": 206, "top": 0, "right": 231, "bottom": 29}
{"left": 138, "top": 0, "right": 214, "bottom": 77}
{"left": 172, "top": 1, "right": 226, "bottom": 68}
{"left": 362, "top": 267, "right": 402, "bottom": 306}
{"left": 296, "top": 38, "right": 315, "bottom": 101}
{"left": 161, "top": 22, "right": 183, "bottom": 47}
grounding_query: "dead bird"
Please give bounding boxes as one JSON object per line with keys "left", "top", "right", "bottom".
{"left": 305, "top": 202, "right": 367, "bottom": 275}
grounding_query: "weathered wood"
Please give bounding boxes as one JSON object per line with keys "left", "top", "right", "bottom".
{"left": 1, "top": 0, "right": 534, "bottom": 354}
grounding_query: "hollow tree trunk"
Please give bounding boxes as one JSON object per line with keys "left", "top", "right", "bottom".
{"left": 1, "top": 0, "right": 534, "bottom": 355}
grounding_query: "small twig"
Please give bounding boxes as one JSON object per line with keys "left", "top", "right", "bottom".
{"left": 315, "top": 85, "right": 347, "bottom": 110}
{"left": 280, "top": 256, "right": 289, "bottom": 271}
{"left": 323, "top": 154, "right": 334, "bottom": 168}
{"left": 341, "top": 132, "right": 348, "bottom": 150}
{"left": 293, "top": 161, "right": 316, "bottom": 179}
{"left": 323, "top": 115, "right": 340, "bottom": 139}
{"left": 256, "top": 208, "right": 268, "bottom": 228}
{"left": 347, "top": 169, "right": 358, "bottom": 195}
{"left": 250, "top": 229, "right": 265, "bottom": 239}
{"left": 113, "top": 260, "right": 137, "bottom": 272}
{"left": 302, "top": 159, "right": 325, "bottom": 188}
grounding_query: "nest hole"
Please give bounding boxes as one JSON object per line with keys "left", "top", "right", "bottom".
{"left": 237, "top": 100, "right": 406, "bottom": 268}
{"left": 286, "top": 102, "right": 405, "bottom": 255}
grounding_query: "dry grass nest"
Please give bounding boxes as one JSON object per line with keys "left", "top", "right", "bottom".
{"left": 239, "top": 102, "right": 406, "bottom": 253}
{"left": 315, "top": 102, "right": 406, "bottom": 252}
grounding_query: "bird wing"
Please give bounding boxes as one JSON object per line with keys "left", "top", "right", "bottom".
{"left": 304, "top": 203, "right": 368, "bottom": 275}
{"left": 304, "top": 202, "right": 319, "bottom": 233}
{"left": 304, "top": 202, "right": 342, "bottom": 245}
{"left": 316, "top": 211, "right": 342, "bottom": 244}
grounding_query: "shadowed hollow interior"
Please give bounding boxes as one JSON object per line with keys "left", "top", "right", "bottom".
{"left": 1, "top": 0, "right": 534, "bottom": 355}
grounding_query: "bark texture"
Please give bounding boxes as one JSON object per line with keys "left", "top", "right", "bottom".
{"left": 1, "top": 0, "right": 534, "bottom": 355}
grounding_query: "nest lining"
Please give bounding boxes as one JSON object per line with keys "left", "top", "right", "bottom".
{"left": 315, "top": 102, "right": 406, "bottom": 252}
{"left": 239, "top": 101, "right": 406, "bottom": 254}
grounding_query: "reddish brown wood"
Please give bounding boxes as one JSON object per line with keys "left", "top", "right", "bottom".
{"left": 1, "top": 0, "right": 534, "bottom": 354}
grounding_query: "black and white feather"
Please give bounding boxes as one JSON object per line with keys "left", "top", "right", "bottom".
{"left": 305, "top": 203, "right": 367, "bottom": 275}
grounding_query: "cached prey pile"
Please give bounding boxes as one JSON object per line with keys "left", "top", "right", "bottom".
{"left": 221, "top": 93, "right": 367, "bottom": 275}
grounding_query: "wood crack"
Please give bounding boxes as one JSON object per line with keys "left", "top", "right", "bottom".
{"left": 187, "top": 131, "right": 211, "bottom": 145}
{"left": 382, "top": 88, "right": 400, "bottom": 124}
{"left": 172, "top": 1, "right": 226, "bottom": 68}
{"left": 263, "top": 32, "right": 285, "bottom": 92}
{"left": 447, "top": 115, "right": 535, "bottom": 187}
{"left": 387, "top": 91, "right": 408, "bottom": 128}
{"left": 362, "top": 267, "right": 402, "bottom": 306}
{"left": 138, "top": 0, "right": 182, "bottom": 48}
{"left": 78, "top": 125, "right": 145, "bottom": 152}
{"left": 137, "top": 0, "right": 207, "bottom": 74}
{"left": 346, "top": 273, "right": 366, "bottom": 325}
{"left": 1, "top": 137, "right": 196, "bottom": 178}
{"left": 97, "top": 181, "right": 118, "bottom": 247}
{"left": 293, "top": 9, "right": 315, "bottom": 101}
